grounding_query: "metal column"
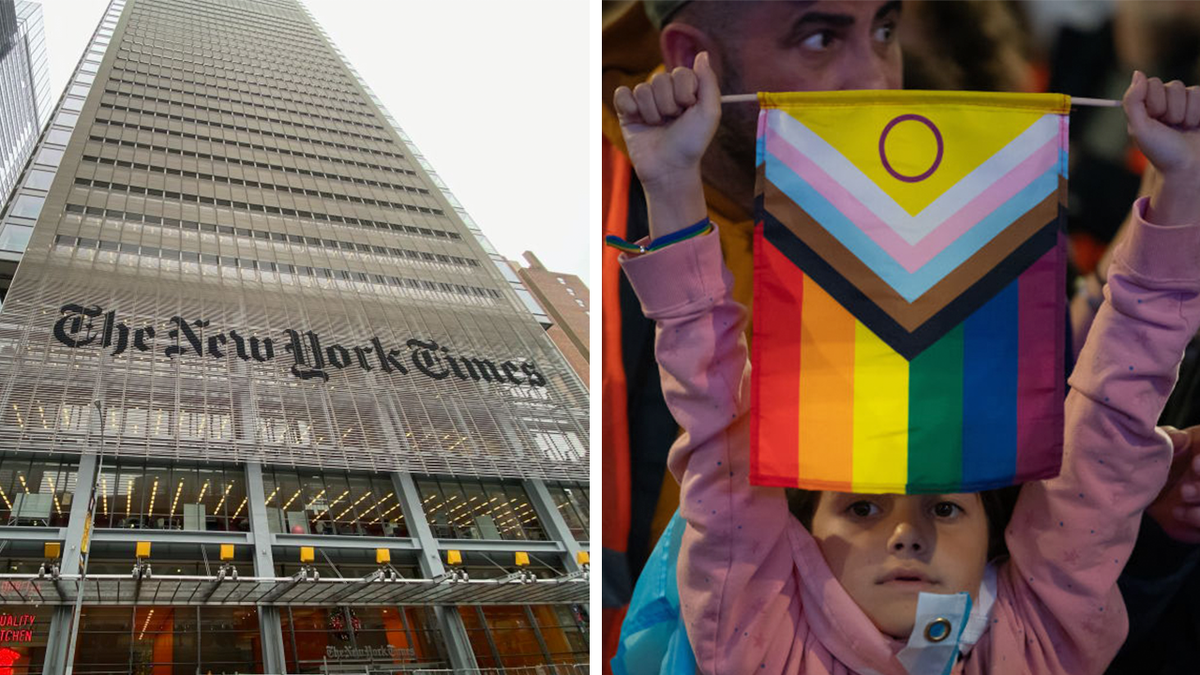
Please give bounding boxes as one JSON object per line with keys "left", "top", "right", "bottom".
{"left": 246, "top": 461, "right": 288, "bottom": 674}
{"left": 41, "top": 451, "right": 99, "bottom": 675}
{"left": 392, "top": 472, "right": 478, "bottom": 671}
{"left": 524, "top": 479, "right": 584, "bottom": 573}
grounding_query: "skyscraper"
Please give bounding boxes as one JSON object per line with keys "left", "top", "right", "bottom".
{"left": 0, "top": 0, "right": 51, "bottom": 221}
{"left": 0, "top": 0, "right": 588, "bottom": 672}
{"left": 512, "top": 251, "right": 589, "bottom": 387}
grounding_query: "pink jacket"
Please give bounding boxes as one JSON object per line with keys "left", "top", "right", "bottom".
{"left": 619, "top": 198, "right": 1200, "bottom": 674}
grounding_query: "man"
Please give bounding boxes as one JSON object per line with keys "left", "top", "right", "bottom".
{"left": 602, "top": 2, "right": 903, "bottom": 669}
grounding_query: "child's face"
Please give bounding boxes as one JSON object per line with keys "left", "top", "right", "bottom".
{"left": 809, "top": 492, "right": 989, "bottom": 639}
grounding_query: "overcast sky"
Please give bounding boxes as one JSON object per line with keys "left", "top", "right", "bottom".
{"left": 38, "top": 0, "right": 590, "bottom": 281}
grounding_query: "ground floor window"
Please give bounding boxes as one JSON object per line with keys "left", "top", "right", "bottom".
{"left": 0, "top": 607, "right": 51, "bottom": 674}
{"left": 73, "top": 606, "right": 260, "bottom": 674}
{"left": 281, "top": 606, "right": 449, "bottom": 673}
{"left": 460, "top": 604, "right": 589, "bottom": 668}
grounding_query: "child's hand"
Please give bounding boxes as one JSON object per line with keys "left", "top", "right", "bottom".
{"left": 1123, "top": 72, "right": 1200, "bottom": 226}
{"left": 613, "top": 52, "right": 721, "bottom": 238}
{"left": 1147, "top": 426, "right": 1200, "bottom": 543}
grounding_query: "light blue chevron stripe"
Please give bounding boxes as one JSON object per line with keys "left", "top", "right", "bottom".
{"left": 766, "top": 150, "right": 1058, "bottom": 302}
{"left": 768, "top": 111, "right": 1061, "bottom": 244}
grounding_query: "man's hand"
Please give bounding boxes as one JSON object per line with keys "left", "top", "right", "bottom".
{"left": 1147, "top": 425, "right": 1200, "bottom": 543}
{"left": 1123, "top": 71, "right": 1200, "bottom": 226}
{"left": 613, "top": 52, "right": 721, "bottom": 239}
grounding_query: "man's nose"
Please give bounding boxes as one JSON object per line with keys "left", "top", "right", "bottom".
{"left": 835, "top": 42, "right": 895, "bottom": 91}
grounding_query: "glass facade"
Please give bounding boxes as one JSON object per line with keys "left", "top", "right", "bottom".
{"left": 547, "top": 482, "right": 589, "bottom": 542}
{"left": 95, "top": 461, "right": 246, "bottom": 531}
{"left": 0, "top": 606, "right": 50, "bottom": 674}
{"left": 262, "top": 467, "right": 406, "bottom": 537}
{"left": 416, "top": 475, "right": 546, "bottom": 541}
{"left": 0, "top": 1, "right": 51, "bottom": 217}
{"left": 281, "top": 606, "right": 446, "bottom": 672}
{"left": 74, "top": 606, "right": 261, "bottom": 674}
{"left": 460, "top": 605, "right": 589, "bottom": 670}
{"left": 0, "top": 454, "right": 77, "bottom": 527}
{"left": 0, "top": 0, "right": 587, "bottom": 672}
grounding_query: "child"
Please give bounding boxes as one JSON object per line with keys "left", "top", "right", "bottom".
{"left": 612, "top": 53, "right": 1200, "bottom": 674}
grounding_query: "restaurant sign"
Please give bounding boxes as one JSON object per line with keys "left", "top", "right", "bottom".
{"left": 52, "top": 304, "right": 548, "bottom": 386}
{"left": 0, "top": 614, "right": 34, "bottom": 642}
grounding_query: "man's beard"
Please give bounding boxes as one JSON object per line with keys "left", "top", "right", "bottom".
{"left": 710, "top": 60, "right": 759, "bottom": 179}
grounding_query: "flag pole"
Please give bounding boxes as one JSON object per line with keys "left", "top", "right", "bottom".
{"left": 720, "top": 94, "right": 1122, "bottom": 108}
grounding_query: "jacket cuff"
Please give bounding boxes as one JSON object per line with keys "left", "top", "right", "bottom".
{"left": 618, "top": 228, "right": 729, "bottom": 319}
{"left": 1115, "top": 197, "right": 1200, "bottom": 283}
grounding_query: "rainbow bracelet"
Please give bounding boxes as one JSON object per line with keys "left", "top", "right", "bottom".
{"left": 604, "top": 218, "right": 712, "bottom": 255}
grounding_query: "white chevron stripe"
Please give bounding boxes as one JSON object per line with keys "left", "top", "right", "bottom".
{"left": 770, "top": 112, "right": 1060, "bottom": 245}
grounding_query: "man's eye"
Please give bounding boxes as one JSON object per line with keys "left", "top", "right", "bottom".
{"left": 932, "top": 502, "right": 961, "bottom": 518}
{"left": 800, "top": 31, "right": 836, "bottom": 51}
{"left": 848, "top": 501, "right": 878, "bottom": 517}
{"left": 873, "top": 23, "right": 896, "bottom": 43}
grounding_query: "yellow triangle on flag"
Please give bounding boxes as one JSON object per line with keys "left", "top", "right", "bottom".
{"left": 768, "top": 91, "right": 1066, "bottom": 216}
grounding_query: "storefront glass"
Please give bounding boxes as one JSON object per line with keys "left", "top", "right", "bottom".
{"left": 0, "top": 607, "right": 50, "bottom": 674}
{"left": 459, "top": 604, "right": 589, "bottom": 669}
{"left": 280, "top": 606, "right": 448, "bottom": 673}
{"left": 74, "top": 606, "right": 260, "bottom": 674}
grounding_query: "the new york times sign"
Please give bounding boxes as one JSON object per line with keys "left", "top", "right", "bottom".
{"left": 52, "top": 303, "right": 548, "bottom": 386}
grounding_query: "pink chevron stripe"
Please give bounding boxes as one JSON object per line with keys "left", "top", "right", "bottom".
{"left": 766, "top": 124, "right": 1060, "bottom": 274}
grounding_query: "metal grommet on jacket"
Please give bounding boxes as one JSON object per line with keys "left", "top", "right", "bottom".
{"left": 924, "top": 617, "right": 952, "bottom": 643}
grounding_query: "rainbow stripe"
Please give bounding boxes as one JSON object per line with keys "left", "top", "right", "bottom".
{"left": 751, "top": 91, "right": 1066, "bottom": 493}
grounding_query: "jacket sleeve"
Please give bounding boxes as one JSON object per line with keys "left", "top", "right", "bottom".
{"left": 996, "top": 198, "right": 1200, "bottom": 674}
{"left": 619, "top": 229, "right": 804, "bottom": 674}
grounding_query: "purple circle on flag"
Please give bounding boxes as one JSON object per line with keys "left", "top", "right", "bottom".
{"left": 879, "top": 114, "right": 944, "bottom": 183}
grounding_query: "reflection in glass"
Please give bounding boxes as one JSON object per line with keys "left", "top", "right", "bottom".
{"left": 9, "top": 195, "right": 44, "bottom": 219}
{"left": 0, "top": 455, "right": 78, "bottom": 526}
{"left": 35, "top": 147, "right": 63, "bottom": 166}
{"left": 262, "top": 468, "right": 405, "bottom": 537}
{"left": 75, "top": 606, "right": 260, "bottom": 672}
{"left": 95, "top": 462, "right": 247, "bottom": 532}
{"left": 416, "top": 476, "right": 546, "bottom": 541}
{"left": 282, "top": 605, "right": 448, "bottom": 672}
{"left": 25, "top": 169, "right": 54, "bottom": 190}
{"left": 0, "top": 225, "right": 34, "bottom": 252}
{"left": 547, "top": 482, "right": 589, "bottom": 540}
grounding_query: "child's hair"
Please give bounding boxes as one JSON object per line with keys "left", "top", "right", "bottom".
{"left": 785, "top": 486, "right": 1021, "bottom": 561}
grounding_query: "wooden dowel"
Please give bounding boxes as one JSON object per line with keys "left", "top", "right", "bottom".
{"left": 720, "top": 94, "right": 1123, "bottom": 108}
{"left": 1070, "top": 96, "right": 1122, "bottom": 108}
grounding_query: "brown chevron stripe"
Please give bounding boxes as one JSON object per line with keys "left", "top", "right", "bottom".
{"left": 761, "top": 177, "right": 1063, "bottom": 332}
